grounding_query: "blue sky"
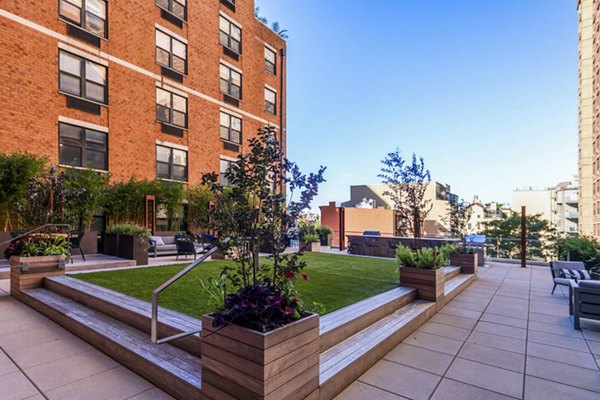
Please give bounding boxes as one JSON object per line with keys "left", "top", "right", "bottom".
{"left": 256, "top": 0, "right": 578, "bottom": 208}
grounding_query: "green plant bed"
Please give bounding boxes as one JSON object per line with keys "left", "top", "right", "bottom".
{"left": 73, "top": 252, "right": 397, "bottom": 317}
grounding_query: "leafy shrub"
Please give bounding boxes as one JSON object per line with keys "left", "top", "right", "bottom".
{"left": 396, "top": 245, "right": 445, "bottom": 270}
{"left": 106, "top": 223, "right": 150, "bottom": 238}
{"left": 302, "top": 233, "right": 320, "bottom": 243}
{"left": 439, "top": 244, "right": 457, "bottom": 261}
{"left": 396, "top": 245, "right": 417, "bottom": 268}
{"left": 557, "top": 236, "right": 600, "bottom": 268}
{"left": 211, "top": 280, "right": 307, "bottom": 332}
{"left": 316, "top": 224, "right": 332, "bottom": 236}
{"left": 4, "top": 234, "right": 69, "bottom": 259}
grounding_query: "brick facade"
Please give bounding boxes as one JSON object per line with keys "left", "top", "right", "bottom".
{"left": 0, "top": 0, "right": 286, "bottom": 185}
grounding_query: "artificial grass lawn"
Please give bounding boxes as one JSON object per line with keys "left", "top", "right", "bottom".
{"left": 74, "top": 252, "right": 398, "bottom": 318}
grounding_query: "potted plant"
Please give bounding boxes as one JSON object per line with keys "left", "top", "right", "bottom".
{"left": 199, "top": 127, "right": 325, "bottom": 400}
{"left": 449, "top": 246, "right": 478, "bottom": 275}
{"left": 301, "top": 233, "right": 321, "bottom": 252}
{"left": 316, "top": 224, "right": 332, "bottom": 247}
{"left": 397, "top": 245, "right": 446, "bottom": 301}
{"left": 103, "top": 223, "right": 150, "bottom": 265}
{"left": 5, "top": 234, "right": 69, "bottom": 292}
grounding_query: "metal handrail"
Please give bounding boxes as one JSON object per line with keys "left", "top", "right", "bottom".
{"left": 0, "top": 224, "right": 72, "bottom": 246}
{"left": 151, "top": 238, "right": 229, "bottom": 344}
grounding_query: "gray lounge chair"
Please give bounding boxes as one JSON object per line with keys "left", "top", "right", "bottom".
{"left": 569, "top": 279, "right": 600, "bottom": 330}
{"left": 549, "top": 261, "right": 587, "bottom": 295}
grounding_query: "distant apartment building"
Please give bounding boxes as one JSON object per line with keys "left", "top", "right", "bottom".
{"left": 578, "top": 0, "right": 595, "bottom": 237}
{"left": 511, "top": 181, "right": 579, "bottom": 237}
{"left": 0, "top": 1, "right": 286, "bottom": 185}
{"left": 466, "top": 197, "right": 511, "bottom": 234}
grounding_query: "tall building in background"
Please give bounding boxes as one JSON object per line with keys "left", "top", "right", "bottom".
{"left": 0, "top": 1, "right": 286, "bottom": 185}
{"left": 578, "top": 0, "right": 594, "bottom": 237}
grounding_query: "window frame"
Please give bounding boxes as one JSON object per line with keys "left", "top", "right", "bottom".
{"left": 58, "top": 50, "right": 108, "bottom": 105}
{"left": 58, "top": 122, "right": 108, "bottom": 171}
{"left": 219, "top": 111, "right": 242, "bottom": 145}
{"left": 156, "top": 87, "right": 188, "bottom": 129}
{"left": 156, "top": 145, "right": 188, "bottom": 182}
{"left": 155, "top": 0, "right": 187, "bottom": 22}
{"left": 58, "top": 0, "right": 108, "bottom": 39}
{"left": 265, "top": 46, "right": 276, "bottom": 75}
{"left": 155, "top": 29, "right": 188, "bottom": 75}
{"left": 265, "top": 87, "right": 276, "bottom": 115}
{"left": 219, "top": 16, "right": 242, "bottom": 55}
{"left": 219, "top": 157, "right": 235, "bottom": 186}
{"left": 219, "top": 63, "right": 242, "bottom": 100}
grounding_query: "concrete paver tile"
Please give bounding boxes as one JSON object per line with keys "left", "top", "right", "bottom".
{"left": 445, "top": 358, "right": 523, "bottom": 398}
{"left": 335, "top": 381, "right": 408, "bottom": 400}
{"left": 384, "top": 343, "right": 454, "bottom": 375}
{"left": 526, "top": 356, "right": 600, "bottom": 394}
{"left": 359, "top": 360, "right": 441, "bottom": 400}
{"left": 458, "top": 342, "right": 525, "bottom": 373}
{"left": 0, "top": 371, "right": 40, "bottom": 400}
{"left": 467, "top": 330, "right": 526, "bottom": 354}
{"left": 431, "top": 378, "right": 516, "bottom": 400}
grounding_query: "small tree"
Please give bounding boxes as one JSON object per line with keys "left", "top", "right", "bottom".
{"left": 445, "top": 199, "right": 472, "bottom": 239}
{"left": 203, "top": 126, "right": 326, "bottom": 331}
{"left": 61, "top": 168, "right": 109, "bottom": 230}
{"left": 185, "top": 184, "right": 213, "bottom": 233}
{"left": 379, "top": 151, "right": 432, "bottom": 238}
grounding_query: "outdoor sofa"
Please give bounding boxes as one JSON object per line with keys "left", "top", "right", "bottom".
{"left": 549, "top": 261, "right": 591, "bottom": 295}
{"left": 569, "top": 279, "right": 600, "bottom": 330}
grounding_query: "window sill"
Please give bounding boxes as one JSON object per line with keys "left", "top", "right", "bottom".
{"left": 157, "top": 63, "right": 188, "bottom": 77}
{"left": 157, "top": 177, "right": 188, "bottom": 184}
{"left": 220, "top": 91, "right": 242, "bottom": 102}
{"left": 59, "top": 18, "right": 108, "bottom": 41}
{"left": 156, "top": 120, "right": 188, "bottom": 131}
{"left": 59, "top": 91, "right": 108, "bottom": 108}
{"left": 59, "top": 164, "right": 108, "bottom": 174}
{"left": 220, "top": 138, "right": 242, "bottom": 146}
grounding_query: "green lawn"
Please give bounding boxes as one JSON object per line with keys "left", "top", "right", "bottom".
{"left": 74, "top": 252, "right": 398, "bottom": 318}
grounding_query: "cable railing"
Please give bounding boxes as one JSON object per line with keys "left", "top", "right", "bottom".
{"left": 484, "top": 236, "right": 555, "bottom": 262}
{"left": 151, "top": 238, "right": 229, "bottom": 345}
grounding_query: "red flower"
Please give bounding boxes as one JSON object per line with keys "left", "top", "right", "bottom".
{"left": 284, "top": 306, "right": 293, "bottom": 315}
{"left": 301, "top": 273, "right": 310, "bottom": 281}
{"left": 293, "top": 297, "right": 300, "bottom": 303}
{"left": 284, "top": 269, "right": 296, "bottom": 279}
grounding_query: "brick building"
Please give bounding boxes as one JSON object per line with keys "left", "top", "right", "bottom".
{"left": 0, "top": 0, "right": 286, "bottom": 186}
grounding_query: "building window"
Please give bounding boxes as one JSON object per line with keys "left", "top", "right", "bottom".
{"left": 156, "top": 0, "right": 186, "bottom": 21}
{"left": 220, "top": 158, "right": 234, "bottom": 186}
{"left": 156, "top": 145, "right": 188, "bottom": 182}
{"left": 265, "top": 87, "right": 276, "bottom": 115}
{"left": 59, "top": 51, "right": 107, "bottom": 104}
{"left": 156, "top": 29, "right": 187, "bottom": 74}
{"left": 220, "top": 112, "right": 241, "bottom": 144}
{"left": 219, "top": 16, "right": 241, "bottom": 54}
{"left": 220, "top": 64, "right": 242, "bottom": 99}
{"left": 156, "top": 88, "right": 187, "bottom": 128}
{"left": 265, "top": 47, "right": 276, "bottom": 75}
{"left": 59, "top": 0, "right": 107, "bottom": 37}
{"left": 59, "top": 122, "right": 107, "bottom": 170}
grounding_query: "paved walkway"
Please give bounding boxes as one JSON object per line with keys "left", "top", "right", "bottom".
{"left": 337, "top": 262, "right": 600, "bottom": 400}
{"left": 0, "top": 280, "right": 173, "bottom": 400}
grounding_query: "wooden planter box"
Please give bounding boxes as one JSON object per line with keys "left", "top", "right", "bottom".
{"left": 79, "top": 231, "right": 98, "bottom": 254}
{"left": 301, "top": 242, "right": 320, "bottom": 252}
{"left": 101, "top": 232, "right": 148, "bottom": 265}
{"left": 201, "top": 313, "right": 320, "bottom": 400}
{"left": 319, "top": 234, "right": 331, "bottom": 247}
{"left": 450, "top": 253, "right": 478, "bottom": 275}
{"left": 0, "top": 231, "right": 12, "bottom": 255}
{"left": 10, "top": 255, "right": 66, "bottom": 292}
{"left": 399, "top": 267, "right": 445, "bottom": 302}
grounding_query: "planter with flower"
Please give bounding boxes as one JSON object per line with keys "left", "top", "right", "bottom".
{"left": 199, "top": 127, "right": 326, "bottom": 400}
{"left": 102, "top": 224, "right": 150, "bottom": 266}
{"left": 5, "top": 234, "right": 70, "bottom": 292}
{"left": 316, "top": 224, "right": 333, "bottom": 247}
{"left": 447, "top": 246, "right": 478, "bottom": 275}
{"left": 397, "top": 245, "right": 447, "bottom": 302}
{"left": 299, "top": 219, "right": 321, "bottom": 252}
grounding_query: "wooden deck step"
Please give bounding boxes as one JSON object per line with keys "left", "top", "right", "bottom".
{"left": 320, "top": 287, "right": 416, "bottom": 352}
{"left": 19, "top": 288, "right": 204, "bottom": 400}
{"left": 319, "top": 300, "right": 436, "bottom": 400}
{"left": 442, "top": 273, "right": 476, "bottom": 306}
{"left": 44, "top": 275, "right": 202, "bottom": 356}
{"left": 443, "top": 266, "right": 461, "bottom": 282}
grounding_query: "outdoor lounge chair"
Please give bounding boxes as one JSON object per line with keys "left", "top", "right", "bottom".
{"left": 568, "top": 279, "right": 600, "bottom": 330}
{"left": 549, "top": 261, "right": 588, "bottom": 295}
{"left": 68, "top": 230, "right": 85, "bottom": 263}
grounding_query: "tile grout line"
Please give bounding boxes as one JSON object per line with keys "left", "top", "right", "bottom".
{"left": 0, "top": 345, "right": 49, "bottom": 400}
{"left": 426, "top": 263, "right": 514, "bottom": 400}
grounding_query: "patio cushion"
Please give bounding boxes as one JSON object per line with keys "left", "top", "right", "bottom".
{"left": 554, "top": 277, "right": 571, "bottom": 285}
{"left": 579, "top": 280, "right": 600, "bottom": 289}
{"left": 160, "top": 244, "right": 177, "bottom": 251}
{"left": 162, "top": 237, "right": 176, "bottom": 245}
{"left": 561, "top": 269, "right": 591, "bottom": 281}
{"left": 149, "top": 236, "right": 165, "bottom": 246}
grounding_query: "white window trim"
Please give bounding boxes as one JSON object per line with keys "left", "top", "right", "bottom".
{"left": 220, "top": 59, "right": 242, "bottom": 74}
{"left": 58, "top": 42, "right": 108, "bottom": 66}
{"left": 58, "top": 116, "right": 108, "bottom": 132}
{"left": 264, "top": 42, "right": 277, "bottom": 53}
{"left": 219, "top": 11, "right": 242, "bottom": 28}
{"left": 265, "top": 84, "right": 277, "bottom": 93}
{"left": 155, "top": 82, "right": 188, "bottom": 98}
{"left": 155, "top": 23, "right": 188, "bottom": 44}
{"left": 220, "top": 155, "right": 238, "bottom": 162}
{"left": 156, "top": 139, "right": 188, "bottom": 151}
{"left": 220, "top": 106, "right": 242, "bottom": 119}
